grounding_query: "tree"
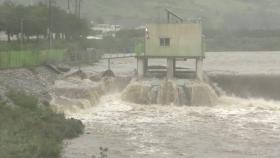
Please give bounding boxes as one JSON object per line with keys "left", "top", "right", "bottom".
{"left": 0, "top": 2, "right": 19, "bottom": 42}
{"left": 0, "top": 2, "right": 90, "bottom": 42}
{"left": 63, "top": 13, "right": 89, "bottom": 39}
{"left": 23, "top": 3, "right": 48, "bottom": 39}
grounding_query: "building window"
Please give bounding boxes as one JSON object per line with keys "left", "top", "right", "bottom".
{"left": 160, "top": 38, "right": 170, "bottom": 47}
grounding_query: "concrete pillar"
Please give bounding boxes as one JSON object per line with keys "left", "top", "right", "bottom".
{"left": 137, "top": 57, "right": 145, "bottom": 78}
{"left": 196, "top": 58, "right": 203, "bottom": 81}
{"left": 107, "top": 58, "right": 111, "bottom": 70}
{"left": 167, "top": 58, "right": 175, "bottom": 79}
{"left": 173, "top": 58, "right": 176, "bottom": 76}
{"left": 144, "top": 58, "right": 148, "bottom": 73}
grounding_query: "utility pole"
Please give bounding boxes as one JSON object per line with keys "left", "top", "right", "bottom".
{"left": 75, "top": 0, "right": 78, "bottom": 15}
{"left": 78, "top": 0, "right": 81, "bottom": 18}
{"left": 48, "top": 0, "right": 53, "bottom": 49}
{"left": 167, "top": 11, "right": 170, "bottom": 23}
{"left": 67, "top": 0, "right": 70, "bottom": 14}
{"left": 20, "top": 19, "right": 24, "bottom": 50}
{"left": 73, "top": 0, "right": 82, "bottom": 17}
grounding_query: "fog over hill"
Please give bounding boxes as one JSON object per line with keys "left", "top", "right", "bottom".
{"left": 1, "top": 0, "right": 280, "bottom": 29}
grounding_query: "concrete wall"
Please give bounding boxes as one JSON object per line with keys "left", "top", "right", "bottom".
{"left": 145, "top": 24, "right": 203, "bottom": 57}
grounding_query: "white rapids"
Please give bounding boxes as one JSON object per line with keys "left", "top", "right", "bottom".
{"left": 62, "top": 94, "right": 280, "bottom": 158}
{"left": 61, "top": 52, "right": 280, "bottom": 158}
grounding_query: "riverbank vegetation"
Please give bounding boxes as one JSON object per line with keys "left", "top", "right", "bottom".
{"left": 0, "top": 2, "right": 97, "bottom": 68}
{"left": 0, "top": 91, "right": 84, "bottom": 158}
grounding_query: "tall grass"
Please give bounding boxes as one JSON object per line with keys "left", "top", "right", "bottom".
{"left": 0, "top": 91, "right": 84, "bottom": 158}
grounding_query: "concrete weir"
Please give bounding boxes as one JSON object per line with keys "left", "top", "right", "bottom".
{"left": 122, "top": 79, "right": 218, "bottom": 106}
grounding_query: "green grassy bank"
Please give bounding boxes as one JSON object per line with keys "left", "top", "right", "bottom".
{"left": 0, "top": 91, "right": 84, "bottom": 158}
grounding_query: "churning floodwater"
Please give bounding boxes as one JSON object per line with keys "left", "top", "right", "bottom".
{"left": 61, "top": 52, "right": 280, "bottom": 158}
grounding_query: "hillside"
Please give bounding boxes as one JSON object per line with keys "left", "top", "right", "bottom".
{"left": 2, "top": 0, "right": 280, "bottom": 29}
{"left": 83, "top": 0, "right": 280, "bottom": 29}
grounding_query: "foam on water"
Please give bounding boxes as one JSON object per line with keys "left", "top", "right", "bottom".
{"left": 62, "top": 92, "right": 280, "bottom": 158}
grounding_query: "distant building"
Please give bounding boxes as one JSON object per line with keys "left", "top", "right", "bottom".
{"left": 0, "top": 31, "right": 7, "bottom": 41}
{"left": 86, "top": 35, "right": 103, "bottom": 40}
{"left": 91, "top": 24, "right": 121, "bottom": 33}
{"left": 135, "top": 25, "right": 146, "bottom": 30}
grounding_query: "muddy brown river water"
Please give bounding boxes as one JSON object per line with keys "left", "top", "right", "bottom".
{"left": 61, "top": 52, "right": 280, "bottom": 158}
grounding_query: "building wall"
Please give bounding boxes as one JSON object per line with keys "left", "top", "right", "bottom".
{"left": 0, "top": 31, "right": 7, "bottom": 41}
{"left": 145, "top": 24, "right": 203, "bottom": 57}
{"left": 92, "top": 24, "right": 121, "bottom": 33}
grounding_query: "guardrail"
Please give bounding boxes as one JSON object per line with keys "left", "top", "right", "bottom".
{"left": 102, "top": 53, "right": 136, "bottom": 59}
{"left": 0, "top": 50, "right": 65, "bottom": 69}
{"left": 101, "top": 53, "right": 136, "bottom": 70}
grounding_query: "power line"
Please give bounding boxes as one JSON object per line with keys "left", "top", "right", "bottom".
{"left": 75, "top": 0, "right": 78, "bottom": 15}
{"left": 48, "top": 0, "right": 53, "bottom": 49}
{"left": 74, "top": 0, "right": 82, "bottom": 18}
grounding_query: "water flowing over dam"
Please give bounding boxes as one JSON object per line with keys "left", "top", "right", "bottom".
{"left": 122, "top": 79, "right": 217, "bottom": 106}
{"left": 58, "top": 52, "right": 280, "bottom": 158}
